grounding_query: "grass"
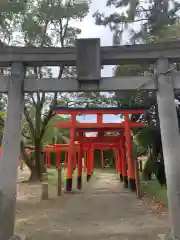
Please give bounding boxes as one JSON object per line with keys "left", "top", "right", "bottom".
{"left": 47, "top": 168, "right": 87, "bottom": 188}
{"left": 47, "top": 168, "right": 59, "bottom": 186}
{"left": 140, "top": 177, "right": 168, "bottom": 208}
{"left": 47, "top": 167, "right": 117, "bottom": 188}
{"left": 47, "top": 168, "right": 168, "bottom": 207}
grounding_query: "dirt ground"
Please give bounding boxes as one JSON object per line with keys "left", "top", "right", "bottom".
{"left": 15, "top": 168, "right": 170, "bottom": 240}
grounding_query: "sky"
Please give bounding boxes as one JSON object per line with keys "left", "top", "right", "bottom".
{"left": 76, "top": 0, "right": 115, "bottom": 77}
{"left": 74, "top": 0, "right": 123, "bottom": 123}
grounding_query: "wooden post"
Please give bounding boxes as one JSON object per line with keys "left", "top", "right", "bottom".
{"left": 57, "top": 166, "right": 62, "bottom": 196}
{"left": 114, "top": 148, "right": 122, "bottom": 181}
{"left": 55, "top": 149, "right": 61, "bottom": 169}
{"left": 0, "top": 63, "right": 25, "bottom": 240}
{"left": 135, "top": 158, "right": 141, "bottom": 198}
{"left": 139, "top": 160, "right": 143, "bottom": 172}
{"left": 124, "top": 114, "right": 136, "bottom": 192}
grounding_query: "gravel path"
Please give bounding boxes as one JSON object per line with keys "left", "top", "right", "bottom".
{"left": 16, "top": 172, "right": 169, "bottom": 240}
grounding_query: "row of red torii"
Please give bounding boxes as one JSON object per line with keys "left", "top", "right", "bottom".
{"left": 44, "top": 106, "right": 146, "bottom": 192}
{"left": 5, "top": 106, "right": 146, "bottom": 192}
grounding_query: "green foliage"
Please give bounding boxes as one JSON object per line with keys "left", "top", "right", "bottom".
{"left": 141, "top": 179, "right": 168, "bottom": 207}
{"left": 59, "top": 92, "right": 114, "bottom": 108}
{"left": 20, "top": 0, "right": 89, "bottom": 47}
{"left": 93, "top": 0, "right": 180, "bottom": 43}
{"left": 0, "top": 1, "right": 26, "bottom": 43}
{"left": 133, "top": 141, "right": 146, "bottom": 159}
{"left": 143, "top": 158, "right": 154, "bottom": 180}
{"left": 111, "top": 22, "right": 180, "bottom": 185}
{"left": 42, "top": 115, "right": 70, "bottom": 145}
{"left": 0, "top": 0, "right": 90, "bottom": 180}
{"left": 113, "top": 62, "right": 154, "bottom": 109}
{"left": 49, "top": 151, "right": 67, "bottom": 167}
{"left": 94, "top": 150, "right": 115, "bottom": 168}
{"left": 149, "top": 20, "right": 180, "bottom": 43}
{"left": 0, "top": 0, "right": 117, "bottom": 181}
{"left": 0, "top": 111, "right": 5, "bottom": 145}
{"left": 49, "top": 149, "right": 115, "bottom": 169}
{"left": 134, "top": 126, "right": 158, "bottom": 149}
{"left": 114, "top": 64, "right": 147, "bottom": 77}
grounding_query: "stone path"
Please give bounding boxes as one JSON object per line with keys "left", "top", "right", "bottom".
{"left": 17, "top": 172, "right": 169, "bottom": 240}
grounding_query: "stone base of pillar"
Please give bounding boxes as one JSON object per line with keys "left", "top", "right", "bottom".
{"left": 157, "top": 233, "right": 175, "bottom": 240}
{"left": 87, "top": 174, "right": 92, "bottom": 182}
{"left": 123, "top": 176, "right": 128, "bottom": 188}
{"left": 66, "top": 178, "right": 72, "bottom": 192}
{"left": 129, "top": 178, "right": 136, "bottom": 192}
{"left": 77, "top": 175, "right": 82, "bottom": 189}
{"left": 120, "top": 173, "right": 124, "bottom": 182}
{"left": 41, "top": 182, "right": 48, "bottom": 200}
{"left": 10, "top": 233, "right": 26, "bottom": 240}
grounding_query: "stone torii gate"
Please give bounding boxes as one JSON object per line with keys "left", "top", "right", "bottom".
{"left": 0, "top": 38, "right": 180, "bottom": 239}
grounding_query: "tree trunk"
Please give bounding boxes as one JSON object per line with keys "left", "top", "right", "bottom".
{"left": 34, "top": 138, "right": 43, "bottom": 181}
{"left": 42, "top": 152, "right": 47, "bottom": 174}
{"left": 28, "top": 166, "right": 42, "bottom": 182}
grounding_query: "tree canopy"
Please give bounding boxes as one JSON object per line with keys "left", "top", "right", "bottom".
{"left": 93, "top": 1, "right": 180, "bottom": 186}
{"left": 93, "top": 0, "right": 180, "bottom": 44}
{"left": 0, "top": 0, "right": 92, "bottom": 180}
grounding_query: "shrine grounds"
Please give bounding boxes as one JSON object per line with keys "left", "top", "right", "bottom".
{"left": 15, "top": 167, "right": 169, "bottom": 240}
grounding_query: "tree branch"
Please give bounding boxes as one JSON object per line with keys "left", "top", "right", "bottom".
{"left": 24, "top": 106, "right": 35, "bottom": 139}
{"left": 27, "top": 93, "right": 36, "bottom": 106}
{"left": 39, "top": 93, "right": 57, "bottom": 140}
{"left": 40, "top": 63, "right": 65, "bottom": 140}
{"left": 39, "top": 3, "right": 74, "bottom": 140}
{"left": 40, "top": 92, "right": 46, "bottom": 108}
{"left": 34, "top": 18, "right": 50, "bottom": 106}
{"left": 0, "top": 116, "right": 4, "bottom": 127}
{"left": 21, "top": 129, "right": 31, "bottom": 140}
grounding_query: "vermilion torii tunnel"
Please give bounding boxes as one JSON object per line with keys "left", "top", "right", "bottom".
{"left": 53, "top": 106, "right": 146, "bottom": 192}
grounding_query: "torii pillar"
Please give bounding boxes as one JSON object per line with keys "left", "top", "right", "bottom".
{"left": 124, "top": 114, "right": 136, "bottom": 192}
{"left": 120, "top": 135, "right": 128, "bottom": 188}
{"left": 0, "top": 63, "right": 25, "bottom": 240}
{"left": 66, "top": 113, "right": 76, "bottom": 191}
{"left": 156, "top": 58, "right": 180, "bottom": 240}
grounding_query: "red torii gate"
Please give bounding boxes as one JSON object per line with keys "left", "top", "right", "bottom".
{"left": 54, "top": 107, "right": 146, "bottom": 192}
{"left": 43, "top": 141, "right": 122, "bottom": 189}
